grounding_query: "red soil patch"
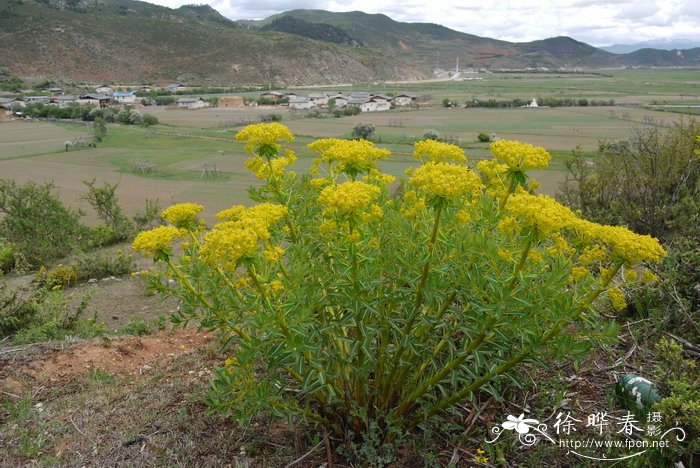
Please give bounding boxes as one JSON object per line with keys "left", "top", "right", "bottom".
{"left": 398, "top": 39, "right": 412, "bottom": 51}
{"left": 22, "top": 329, "right": 214, "bottom": 383}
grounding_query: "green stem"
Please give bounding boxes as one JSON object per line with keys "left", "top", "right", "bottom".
{"left": 499, "top": 176, "right": 518, "bottom": 210}
{"left": 407, "top": 262, "right": 624, "bottom": 427}
{"left": 381, "top": 204, "right": 443, "bottom": 406}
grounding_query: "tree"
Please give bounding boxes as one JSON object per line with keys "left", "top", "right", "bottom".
{"left": 423, "top": 129, "right": 439, "bottom": 140}
{"left": 352, "top": 121, "right": 375, "bottom": 140}
{"left": 327, "top": 98, "right": 336, "bottom": 113}
{"left": 93, "top": 117, "right": 107, "bottom": 142}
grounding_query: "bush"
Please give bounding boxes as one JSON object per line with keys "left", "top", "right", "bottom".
{"left": 260, "top": 113, "right": 282, "bottom": 122}
{"left": 34, "top": 265, "right": 79, "bottom": 289}
{"left": 557, "top": 120, "right": 699, "bottom": 240}
{"left": 422, "top": 129, "right": 439, "bottom": 140}
{"left": 134, "top": 124, "right": 665, "bottom": 457}
{"left": 71, "top": 250, "right": 136, "bottom": 281}
{"left": 82, "top": 179, "right": 135, "bottom": 247}
{"left": 141, "top": 114, "right": 159, "bottom": 126}
{"left": 477, "top": 132, "right": 491, "bottom": 142}
{"left": 0, "top": 239, "right": 14, "bottom": 273}
{"left": 0, "top": 283, "right": 40, "bottom": 337}
{"left": 0, "top": 180, "right": 87, "bottom": 269}
{"left": 352, "top": 121, "right": 375, "bottom": 140}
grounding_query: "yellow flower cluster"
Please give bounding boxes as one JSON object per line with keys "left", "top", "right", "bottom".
{"left": 608, "top": 287, "right": 628, "bottom": 311}
{"left": 264, "top": 245, "right": 284, "bottom": 263}
{"left": 568, "top": 266, "right": 590, "bottom": 283}
{"left": 408, "top": 162, "right": 483, "bottom": 202}
{"left": 200, "top": 222, "right": 259, "bottom": 270}
{"left": 161, "top": 203, "right": 204, "bottom": 228}
{"left": 400, "top": 190, "right": 427, "bottom": 220}
{"left": 505, "top": 192, "right": 577, "bottom": 236}
{"left": 132, "top": 226, "right": 181, "bottom": 254}
{"left": 308, "top": 138, "right": 390, "bottom": 176}
{"left": 245, "top": 150, "right": 297, "bottom": 180}
{"left": 318, "top": 181, "right": 380, "bottom": 218}
{"left": 235, "top": 122, "right": 294, "bottom": 154}
{"left": 216, "top": 203, "right": 288, "bottom": 241}
{"left": 572, "top": 220, "right": 666, "bottom": 264}
{"left": 490, "top": 140, "right": 551, "bottom": 171}
{"left": 414, "top": 139, "right": 467, "bottom": 163}
{"left": 578, "top": 244, "right": 608, "bottom": 265}
{"left": 363, "top": 169, "right": 396, "bottom": 187}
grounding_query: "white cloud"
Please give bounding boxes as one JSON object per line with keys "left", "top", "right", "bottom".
{"left": 146, "top": 0, "right": 700, "bottom": 46}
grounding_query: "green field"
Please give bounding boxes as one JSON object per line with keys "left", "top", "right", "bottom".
{"left": 1, "top": 70, "right": 696, "bottom": 222}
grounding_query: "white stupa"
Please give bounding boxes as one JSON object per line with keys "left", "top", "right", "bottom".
{"left": 529, "top": 98, "right": 538, "bottom": 108}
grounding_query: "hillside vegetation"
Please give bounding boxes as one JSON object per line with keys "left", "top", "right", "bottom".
{"left": 1, "top": 0, "right": 699, "bottom": 85}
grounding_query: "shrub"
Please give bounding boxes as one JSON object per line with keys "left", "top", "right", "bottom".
{"left": 260, "top": 113, "right": 282, "bottom": 122}
{"left": 34, "top": 265, "right": 78, "bottom": 289}
{"left": 0, "top": 180, "right": 87, "bottom": 269}
{"left": 422, "top": 129, "right": 439, "bottom": 141}
{"left": 477, "top": 132, "right": 491, "bottom": 142}
{"left": 134, "top": 124, "right": 665, "bottom": 457}
{"left": 71, "top": 250, "right": 136, "bottom": 281}
{"left": 0, "top": 283, "right": 40, "bottom": 337}
{"left": 0, "top": 239, "right": 14, "bottom": 273}
{"left": 82, "top": 179, "right": 135, "bottom": 247}
{"left": 141, "top": 114, "right": 159, "bottom": 126}
{"left": 352, "top": 121, "right": 375, "bottom": 140}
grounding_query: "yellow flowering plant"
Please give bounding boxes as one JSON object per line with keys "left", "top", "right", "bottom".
{"left": 134, "top": 123, "right": 666, "bottom": 449}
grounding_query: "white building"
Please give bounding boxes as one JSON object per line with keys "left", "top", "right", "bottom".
{"left": 176, "top": 97, "right": 209, "bottom": 109}
{"left": 113, "top": 91, "right": 137, "bottom": 104}
{"left": 96, "top": 86, "right": 113, "bottom": 95}
{"left": 393, "top": 93, "right": 416, "bottom": 107}
{"left": 360, "top": 98, "right": 391, "bottom": 112}
{"left": 288, "top": 96, "right": 315, "bottom": 110}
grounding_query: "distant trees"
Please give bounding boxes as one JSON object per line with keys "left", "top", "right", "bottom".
{"left": 464, "top": 97, "right": 614, "bottom": 108}
{"left": 352, "top": 122, "right": 375, "bottom": 140}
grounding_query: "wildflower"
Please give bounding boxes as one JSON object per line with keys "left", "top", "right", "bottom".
{"left": 409, "top": 162, "right": 483, "bottom": 204}
{"left": 505, "top": 192, "right": 577, "bottom": 237}
{"left": 400, "top": 191, "right": 427, "bottom": 220}
{"left": 308, "top": 138, "right": 390, "bottom": 177}
{"left": 490, "top": 140, "right": 551, "bottom": 171}
{"left": 414, "top": 139, "right": 466, "bottom": 163}
{"left": 608, "top": 287, "right": 627, "bottom": 311}
{"left": 363, "top": 169, "right": 395, "bottom": 186}
{"left": 216, "top": 203, "right": 288, "bottom": 241}
{"left": 132, "top": 226, "right": 181, "bottom": 256}
{"left": 578, "top": 244, "right": 608, "bottom": 265}
{"left": 498, "top": 249, "right": 512, "bottom": 262}
{"left": 161, "top": 203, "right": 204, "bottom": 228}
{"left": 642, "top": 270, "right": 659, "bottom": 283}
{"left": 199, "top": 223, "right": 258, "bottom": 270}
{"left": 456, "top": 209, "right": 471, "bottom": 223}
{"left": 318, "top": 181, "right": 380, "bottom": 218}
{"left": 216, "top": 205, "right": 246, "bottom": 221}
{"left": 590, "top": 224, "right": 666, "bottom": 264}
{"left": 568, "top": 266, "right": 589, "bottom": 283}
{"left": 245, "top": 149, "right": 297, "bottom": 180}
{"left": 624, "top": 269, "right": 638, "bottom": 282}
{"left": 269, "top": 280, "right": 284, "bottom": 294}
{"left": 368, "top": 237, "right": 380, "bottom": 248}
{"left": 318, "top": 219, "right": 337, "bottom": 234}
{"left": 235, "top": 122, "right": 293, "bottom": 155}
{"left": 264, "top": 245, "right": 284, "bottom": 263}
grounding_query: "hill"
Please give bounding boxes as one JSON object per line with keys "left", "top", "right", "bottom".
{"left": 0, "top": 0, "right": 698, "bottom": 85}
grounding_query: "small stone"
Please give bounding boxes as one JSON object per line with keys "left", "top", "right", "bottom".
{"left": 87, "top": 278, "right": 98, "bottom": 284}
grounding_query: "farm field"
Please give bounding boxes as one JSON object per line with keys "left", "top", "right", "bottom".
{"left": 1, "top": 69, "right": 699, "bottom": 466}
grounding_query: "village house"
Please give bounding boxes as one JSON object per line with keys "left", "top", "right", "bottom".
{"left": 24, "top": 96, "right": 51, "bottom": 103}
{"left": 166, "top": 83, "right": 185, "bottom": 91}
{"left": 218, "top": 96, "right": 245, "bottom": 108}
{"left": 176, "top": 97, "right": 209, "bottom": 109}
{"left": 332, "top": 95, "right": 348, "bottom": 108}
{"left": 360, "top": 97, "right": 391, "bottom": 112}
{"left": 78, "top": 94, "right": 111, "bottom": 108}
{"left": 260, "top": 91, "right": 285, "bottom": 101}
{"left": 95, "top": 86, "right": 113, "bottom": 95}
{"left": 288, "top": 96, "right": 315, "bottom": 110}
{"left": 0, "top": 97, "right": 25, "bottom": 109}
{"left": 51, "top": 95, "right": 79, "bottom": 107}
{"left": 112, "top": 91, "right": 137, "bottom": 104}
{"left": 393, "top": 93, "right": 416, "bottom": 107}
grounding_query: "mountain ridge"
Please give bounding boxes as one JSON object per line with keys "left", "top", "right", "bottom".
{"left": 0, "top": 0, "right": 698, "bottom": 85}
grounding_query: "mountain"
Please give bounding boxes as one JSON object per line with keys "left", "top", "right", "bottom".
{"left": 602, "top": 39, "right": 700, "bottom": 54}
{"left": 0, "top": 1, "right": 698, "bottom": 85}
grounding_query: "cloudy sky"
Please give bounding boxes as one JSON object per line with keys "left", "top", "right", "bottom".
{"left": 147, "top": 0, "right": 700, "bottom": 46}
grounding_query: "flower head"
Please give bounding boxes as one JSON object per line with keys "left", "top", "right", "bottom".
{"left": 161, "top": 203, "right": 204, "bottom": 228}
{"left": 308, "top": 138, "right": 390, "bottom": 177}
{"left": 505, "top": 192, "right": 577, "bottom": 237}
{"left": 245, "top": 150, "right": 297, "bottom": 180}
{"left": 199, "top": 222, "right": 259, "bottom": 270}
{"left": 408, "top": 162, "right": 483, "bottom": 204}
{"left": 318, "top": 181, "right": 380, "bottom": 218}
{"left": 490, "top": 140, "right": 551, "bottom": 171}
{"left": 132, "top": 226, "right": 181, "bottom": 256}
{"left": 414, "top": 139, "right": 467, "bottom": 163}
{"left": 235, "top": 122, "right": 294, "bottom": 155}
